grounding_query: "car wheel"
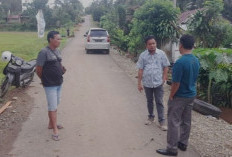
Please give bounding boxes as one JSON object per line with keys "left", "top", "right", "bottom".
{"left": 86, "top": 50, "right": 90, "bottom": 54}
{"left": 105, "top": 49, "right": 110, "bottom": 54}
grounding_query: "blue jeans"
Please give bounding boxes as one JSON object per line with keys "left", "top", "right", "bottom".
{"left": 44, "top": 86, "right": 62, "bottom": 111}
{"left": 144, "top": 85, "right": 165, "bottom": 124}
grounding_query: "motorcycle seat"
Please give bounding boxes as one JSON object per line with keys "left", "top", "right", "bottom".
{"left": 21, "top": 60, "right": 36, "bottom": 73}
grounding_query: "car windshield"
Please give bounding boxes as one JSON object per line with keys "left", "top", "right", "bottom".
{"left": 90, "top": 30, "right": 107, "bottom": 37}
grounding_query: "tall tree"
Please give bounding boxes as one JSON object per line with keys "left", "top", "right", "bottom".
{"left": 222, "top": 0, "right": 232, "bottom": 21}
{"left": 33, "top": 0, "right": 48, "bottom": 10}
{"left": 85, "top": 0, "right": 113, "bottom": 22}
{"left": 188, "top": 0, "right": 226, "bottom": 47}
{"left": 0, "top": 0, "right": 21, "bottom": 14}
{"left": 129, "top": 0, "right": 180, "bottom": 51}
{"left": 177, "top": 0, "right": 204, "bottom": 11}
{"left": 117, "top": 5, "right": 126, "bottom": 29}
{"left": 21, "top": 0, "right": 83, "bottom": 30}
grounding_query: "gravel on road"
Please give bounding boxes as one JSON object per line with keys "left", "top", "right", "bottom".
{"left": 0, "top": 45, "right": 231, "bottom": 157}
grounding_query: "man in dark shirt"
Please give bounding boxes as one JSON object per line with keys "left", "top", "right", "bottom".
{"left": 36, "top": 31, "right": 65, "bottom": 141}
{"left": 156, "top": 34, "right": 200, "bottom": 156}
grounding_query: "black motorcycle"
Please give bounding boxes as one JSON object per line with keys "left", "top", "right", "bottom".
{"left": 0, "top": 51, "right": 36, "bottom": 97}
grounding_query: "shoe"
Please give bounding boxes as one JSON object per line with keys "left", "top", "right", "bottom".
{"left": 145, "top": 118, "right": 154, "bottom": 125}
{"left": 178, "top": 142, "right": 187, "bottom": 151}
{"left": 156, "top": 149, "right": 177, "bottom": 156}
{"left": 48, "top": 124, "right": 64, "bottom": 129}
{"left": 159, "top": 123, "right": 168, "bottom": 131}
{"left": 51, "top": 134, "right": 60, "bottom": 141}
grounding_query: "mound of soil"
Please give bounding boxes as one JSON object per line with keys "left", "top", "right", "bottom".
{"left": 220, "top": 107, "right": 232, "bottom": 124}
{"left": 0, "top": 87, "right": 34, "bottom": 157}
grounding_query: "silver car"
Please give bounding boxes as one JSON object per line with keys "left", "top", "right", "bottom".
{"left": 84, "top": 28, "right": 110, "bottom": 54}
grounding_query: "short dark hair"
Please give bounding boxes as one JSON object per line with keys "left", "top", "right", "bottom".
{"left": 180, "top": 34, "right": 195, "bottom": 50}
{"left": 144, "top": 35, "right": 156, "bottom": 44}
{"left": 47, "top": 31, "right": 59, "bottom": 43}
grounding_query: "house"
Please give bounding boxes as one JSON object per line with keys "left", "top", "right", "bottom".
{"left": 162, "top": 9, "right": 200, "bottom": 63}
{"left": 178, "top": 9, "right": 202, "bottom": 31}
{"left": 7, "top": 15, "right": 21, "bottom": 23}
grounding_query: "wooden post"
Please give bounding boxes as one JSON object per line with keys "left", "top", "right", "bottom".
{"left": 0, "top": 101, "right": 12, "bottom": 114}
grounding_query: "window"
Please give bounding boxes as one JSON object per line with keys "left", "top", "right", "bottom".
{"left": 90, "top": 30, "right": 107, "bottom": 37}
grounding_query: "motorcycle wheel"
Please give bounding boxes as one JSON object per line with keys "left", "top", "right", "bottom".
{"left": 22, "top": 72, "right": 34, "bottom": 88}
{"left": 0, "top": 76, "right": 11, "bottom": 98}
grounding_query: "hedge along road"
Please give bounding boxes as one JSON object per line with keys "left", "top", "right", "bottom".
{"left": 7, "top": 16, "right": 200, "bottom": 157}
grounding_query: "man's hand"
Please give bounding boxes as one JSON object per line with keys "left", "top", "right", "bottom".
{"left": 62, "top": 66, "right": 66, "bottom": 74}
{"left": 162, "top": 67, "right": 168, "bottom": 84}
{"left": 169, "top": 82, "right": 180, "bottom": 101}
{"left": 169, "top": 96, "right": 173, "bottom": 100}
{"left": 36, "top": 66, "right": 42, "bottom": 79}
{"left": 162, "top": 79, "right": 166, "bottom": 85}
{"left": 138, "top": 84, "right": 143, "bottom": 92}
{"left": 137, "top": 69, "right": 144, "bottom": 92}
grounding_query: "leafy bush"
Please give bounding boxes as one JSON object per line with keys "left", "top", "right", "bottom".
{"left": 221, "top": 24, "right": 232, "bottom": 48}
{"left": 187, "top": 0, "right": 232, "bottom": 48}
{"left": 128, "top": 0, "right": 180, "bottom": 53}
{"left": 194, "top": 48, "right": 232, "bottom": 108}
{"left": 111, "top": 29, "right": 129, "bottom": 51}
{"left": 100, "top": 13, "right": 129, "bottom": 51}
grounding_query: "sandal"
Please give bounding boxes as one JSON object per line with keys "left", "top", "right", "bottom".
{"left": 51, "top": 134, "right": 60, "bottom": 141}
{"left": 48, "top": 124, "right": 64, "bottom": 129}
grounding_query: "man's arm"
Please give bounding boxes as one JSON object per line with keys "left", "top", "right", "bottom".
{"left": 36, "top": 66, "right": 43, "bottom": 79}
{"left": 169, "top": 82, "right": 180, "bottom": 100}
{"left": 138, "top": 69, "right": 143, "bottom": 92}
{"left": 162, "top": 66, "right": 169, "bottom": 84}
{"left": 161, "top": 51, "right": 170, "bottom": 84}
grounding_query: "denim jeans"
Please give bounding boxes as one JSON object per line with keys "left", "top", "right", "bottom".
{"left": 144, "top": 85, "right": 165, "bottom": 124}
{"left": 44, "top": 85, "right": 62, "bottom": 111}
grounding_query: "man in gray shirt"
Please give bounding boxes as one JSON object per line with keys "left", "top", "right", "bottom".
{"left": 137, "top": 35, "right": 170, "bottom": 131}
{"left": 36, "top": 31, "right": 65, "bottom": 141}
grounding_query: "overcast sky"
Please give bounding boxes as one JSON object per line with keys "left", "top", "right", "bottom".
{"left": 47, "top": 0, "right": 93, "bottom": 8}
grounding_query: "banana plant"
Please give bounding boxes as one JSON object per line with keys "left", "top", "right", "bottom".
{"left": 196, "top": 51, "right": 232, "bottom": 104}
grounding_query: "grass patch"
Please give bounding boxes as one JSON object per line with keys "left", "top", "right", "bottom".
{"left": 0, "top": 31, "right": 68, "bottom": 79}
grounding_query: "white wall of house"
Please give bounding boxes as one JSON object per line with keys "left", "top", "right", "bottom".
{"left": 162, "top": 41, "right": 181, "bottom": 63}
{"left": 180, "top": 24, "right": 188, "bottom": 31}
{"left": 171, "top": 42, "right": 181, "bottom": 62}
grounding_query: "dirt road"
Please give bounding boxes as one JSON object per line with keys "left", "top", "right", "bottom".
{"left": 6, "top": 16, "right": 200, "bottom": 157}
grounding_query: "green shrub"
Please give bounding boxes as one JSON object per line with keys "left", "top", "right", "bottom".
{"left": 111, "top": 29, "right": 129, "bottom": 52}
{"left": 194, "top": 48, "right": 232, "bottom": 108}
{"left": 128, "top": 0, "right": 180, "bottom": 53}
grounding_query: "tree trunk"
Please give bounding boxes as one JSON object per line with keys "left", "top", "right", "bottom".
{"left": 208, "top": 78, "right": 212, "bottom": 103}
{"left": 173, "top": 0, "right": 176, "bottom": 8}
